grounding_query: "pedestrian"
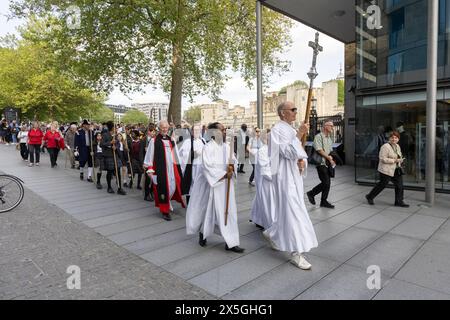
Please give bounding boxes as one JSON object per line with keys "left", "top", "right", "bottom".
{"left": 116, "top": 133, "right": 130, "bottom": 189}
{"left": 249, "top": 129, "right": 275, "bottom": 230}
{"left": 17, "top": 125, "right": 29, "bottom": 161}
{"left": 129, "top": 130, "right": 144, "bottom": 190}
{"left": 236, "top": 124, "right": 249, "bottom": 173}
{"left": 365, "top": 131, "right": 409, "bottom": 207}
{"left": 43, "top": 122, "right": 65, "bottom": 168}
{"left": 195, "top": 122, "right": 244, "bottom": 252}
{"left": 306, "top": 120, "right": 336, "bottom": 209}
{"left": 75, "top": 120, "right": 94, "bottom": 182}
{"left": 27, "top": 121, "right": 44, "bottom": 167}
{"left": 64, "top": 124, "right": 77, "bottom": 169}
{"left": 143, "top": 120, "right": 185, "bottom": 221}
{"left": 262, "top": 101, "right": 318, "bottom": 270}
{"left": 101, "top": 121, "right": 126, "bottom": 195}
{"left": 247, "top": 127, "right": 262, "bottom": 186}
{"left": 93, "top": 132, "right": 105, "bottom": 189}
{"left": 0, "top": 118, "right": 7, "bottom": 144}
{"left": 142, "top": 124, "right": 156, "bottom": 202}
{"left": 10, "top": 120, "right": 19, "bottom": 145}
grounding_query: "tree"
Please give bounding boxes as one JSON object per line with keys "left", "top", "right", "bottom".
{"left": 121, "top": 109, "right": 148, "bottom": 125}
{"left": 90, "top": 105, "right": 114, "bottom": 123}
{"left": 183, "top": 106, "right": 201, "bottom": 125}
{"left": 337, "top": 79, "right": 345, "bottom": 106}
{"left": 0, "top": 36, "right": 104, "bottom": 122}
{"left": 10, "top": 0, "right": 294, "bottom": 124}
{"left": 279, "top": 80, "right": 308, "bottom": 94}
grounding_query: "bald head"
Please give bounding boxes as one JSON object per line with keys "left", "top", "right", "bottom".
{"left": 277, "top": 101, "right": 297, "bottom": 123}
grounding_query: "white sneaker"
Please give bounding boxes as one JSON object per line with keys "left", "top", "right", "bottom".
{"left": 28, "top": 163, "right": 34, "bottom": 167}
{"left": 290, "top": 253, "right": 312, "bottom": 270}
{"left": 35, "top": 163, "right": 40, "bottom": 166}
{"left": 262, "top": 230, "right": 280, "bottom": 251}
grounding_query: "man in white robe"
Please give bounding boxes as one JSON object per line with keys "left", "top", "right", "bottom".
{"left": 188, "top": 122, "right": 244, "bottom": 253}
{"left": 250, "top": 131, "right": 276, "bottom": 230}
{"left": 263, "top": 101, "right": 318, "bottom": 270}
{"left": 144, "top": 120, "right": 185, "bottom": 221}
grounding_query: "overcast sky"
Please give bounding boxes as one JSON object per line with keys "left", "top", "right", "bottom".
{"left": 0, "top": 2, "right": 344, "bottom": 112}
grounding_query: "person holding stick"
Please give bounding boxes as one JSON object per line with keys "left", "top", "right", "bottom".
{"left": 101, "top": 121, "right": 126, "bottom": 195}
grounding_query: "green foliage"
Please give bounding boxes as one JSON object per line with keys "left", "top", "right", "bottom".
{"left": 337, "top": 79, "right": 345, "bottom": 106}
{"left": 183, "top": 106, "right": 201, "bottom": 124}
{"left": 0, "top": 35, "right": 104, "bottom": 122}
{"left": 90, "top": 105, "right": 114, "bottom": 123}
{"left": 10, "top": 0, "right": 294, "bottom": 123}
{"left": 121, "top": 109, "right": 148, "bottom": 125}
{"left": 279, "top": 80, "right": 308, "bottom": 94}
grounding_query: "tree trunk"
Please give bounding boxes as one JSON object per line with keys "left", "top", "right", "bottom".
{"left": 168, "top": 43, "right": 183, "bottom": 125}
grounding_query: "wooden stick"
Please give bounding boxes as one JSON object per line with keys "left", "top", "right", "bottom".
{"left": 301, "top": 87, "right": 314, "bottom": 146}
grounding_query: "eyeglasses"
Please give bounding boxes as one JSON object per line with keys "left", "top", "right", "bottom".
{"left": 283, "top": 108, "right": 297, "bottom": 112}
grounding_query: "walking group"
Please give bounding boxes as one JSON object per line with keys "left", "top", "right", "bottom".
{"left": 6, "top": 99, "right": 410, "bottom": 271}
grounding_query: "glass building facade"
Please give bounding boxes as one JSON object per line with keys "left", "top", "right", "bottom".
{"left": 355, "top": 0, "right": 450, "bottom": 192}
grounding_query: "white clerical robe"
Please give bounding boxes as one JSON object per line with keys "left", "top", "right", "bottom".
{"left": 143, "top": 136, "right": 181, "bottom": 210}
{"left": 250, "top": 144, "right": 276, "bottom": 230}
{"left": 265, "top": 121, "right": 318, "bottom": 253}
{"left": 201, "top": 139, "right": 240, "bottom": 248}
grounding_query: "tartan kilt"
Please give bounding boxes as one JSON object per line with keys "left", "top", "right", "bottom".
{"left": 103, "top": 155, "right": 122, "bottom": 171}
{"left": 131, "top": 158, "right": 144, "bottom": 174}
{"left": 94, "top": 154, "right": 105, "bottom": 171}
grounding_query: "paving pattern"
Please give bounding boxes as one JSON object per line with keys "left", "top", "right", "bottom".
{"left": 1, "top": 144, "right": 449, "bottom": 299}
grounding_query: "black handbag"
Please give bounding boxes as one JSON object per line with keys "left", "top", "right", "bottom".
{"left": 308, "top": 134, "right": 324, "bottom": 165}
{"left": 389, "top": 143, "right": 405, "bottom": 176}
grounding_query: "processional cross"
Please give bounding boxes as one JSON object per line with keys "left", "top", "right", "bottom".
{"left": 302, "top": 32, "right": 323, "bottom": 145}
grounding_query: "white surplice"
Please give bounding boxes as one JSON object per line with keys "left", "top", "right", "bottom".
{"left": 143, "top": 136, "right": 179, "bottom": 208}
{"left": 200, "top": 139, "right": 240, "bottom": 248}
{"left": 185, "top": 138, "right": 208, "bottom": 234}
{"left": 265, "top": 121, "right": 318, "bottom": 253}
{"left": 250, "top": 144, "right": 276, "bottom": 230}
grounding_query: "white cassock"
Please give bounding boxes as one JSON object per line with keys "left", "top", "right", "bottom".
{"left": 265, "top": 121, "right": 318, "bottom": 253}
{"left": 185, "top": 138, "right": 208, "bottom": 234}
{"left": 250, "top": 144, "right": 276, "bottom": 230}
{"left": 201, "top": 139, "right": 240, "bottom": 248}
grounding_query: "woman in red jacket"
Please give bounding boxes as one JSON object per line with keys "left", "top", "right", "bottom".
{"left": 27, "top": 121, "right": 44, "bottom": 167}
{"left": 43, "top": 122, "right": 65, "bottom": 168}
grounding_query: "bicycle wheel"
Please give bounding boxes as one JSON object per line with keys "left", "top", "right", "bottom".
{"left": 0, "top": 175, "right": 24, "bottom": 213}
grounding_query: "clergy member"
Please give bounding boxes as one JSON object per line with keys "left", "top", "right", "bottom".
{"left": 263, "top": 101, "right": 318, "bottom": 270}
{"left": 191, "top": 122, "right": 244, "bottom": 253}
{"left": 249, "top": 129, "right": 276, "bottom": 230}
{"left": 144, "top": 120, "right": 185, "bottom": 221}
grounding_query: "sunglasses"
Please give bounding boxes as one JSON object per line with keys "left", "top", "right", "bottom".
{"left": 283, "top": 108, "right": 297, "bottom": 112}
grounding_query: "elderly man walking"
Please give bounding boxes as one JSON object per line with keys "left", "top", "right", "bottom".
{"left": 306, "top": 120, "right": 336, "bottom": 208}
{"left": 144, "top": 120, "right": 185, "bottom": 221}
{"left": 262, "top": 101, "right": 318, "bottom": 270}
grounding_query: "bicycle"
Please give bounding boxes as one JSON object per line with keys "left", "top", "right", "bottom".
{"left": 0, "top": 174, "right": 25, "bottom": 213}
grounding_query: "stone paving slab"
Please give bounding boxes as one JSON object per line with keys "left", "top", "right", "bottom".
{"left": 373, "top": 279, "right": 450, "bottom": 300}
{"left": 389, "top": 214, "right": 446, "bottom": 240}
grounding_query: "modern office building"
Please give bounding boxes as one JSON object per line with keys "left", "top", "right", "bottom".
{"left": 260, "top": 0, "right": 449, "bottom": 192}
{"left": 105, "top": 104, "right": 135, "bottom": 122}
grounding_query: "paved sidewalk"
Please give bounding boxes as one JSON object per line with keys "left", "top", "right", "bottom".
{"left": 1, "top": 144, "right": 449, "bottom": 299}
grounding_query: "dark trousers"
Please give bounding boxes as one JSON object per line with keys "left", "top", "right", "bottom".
{"left": 367, "top": 171, "right": 404, "bottom": 204}
{"left": 48, "top": 148, "right": 59, "bottom": 166}
{"left": 310, "top": 165, "right": 331, "bottom": 202}
{"left": 20, "top": 143, "right": 29, "bottom": 160}
{"left": 28, "top": 144, "right": 41, "bottom": 164}
{"left": 249, "top": 164, "right": 255, "bottom": 182}
{"left": 79, "top": 146, "right": 93, "bottom": 168}
{"left": 144, "top": 174, "right": 153, "bottom": 198}
{"left": 238, "top": 164, "right": 245, "bottom": 172}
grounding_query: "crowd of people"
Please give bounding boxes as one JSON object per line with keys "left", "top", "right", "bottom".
{"left": 3, "top": 100, "right": 411, "bottom": 270}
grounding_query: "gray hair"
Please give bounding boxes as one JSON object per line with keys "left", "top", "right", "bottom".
{"left": 159, "top": 119, "right": 169, "bottom": 127}
{"left": 277, "top": 101, "right": 294, "bottom": 117}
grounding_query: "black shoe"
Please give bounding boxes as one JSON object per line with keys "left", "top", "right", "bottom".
{"left": 199, "top": 233, "right": 207, "bottom": 247}
{"left": 87, "top": 177, "right": 93, "bottom": 183}
{"left": 117, "top": 188, "right": 126, "bottom": 195}
{"left": 107, "top": 187, "right": 114, "bottom": 194}
{"left": 162, "top": 213, "right": 172, "bottom": 221}
{"left": 123, "top": 182, "right": 129, "bottom": 188}
{"left": 320, "top": 201, "right": 335, "bottom": 209}
{"left": 225, "top": 245, "right": 245, "bottom": 253}
{"left": 365, "top": 194, "right": 374, "bottom": 205}
{"left": 255, "top": 224, "right": 265, "bottom": 230}
{"left": 80, "top": 173, "right": 84, "bottom": 181}
{"left": 96, "top": 183, "right": 103, "bottom": 190}
{"left": 395, "top": 202, "right": 410, "bottom": 208}
{"left": 137, "top": 186, "right": 142, "bottom": 190}
{"left": 306, "top": 191, "right": 316, "bottom": 205}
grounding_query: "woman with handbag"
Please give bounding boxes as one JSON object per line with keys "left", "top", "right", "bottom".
{"left": 365, "top": 131, "right": 409, "bottom": 207}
